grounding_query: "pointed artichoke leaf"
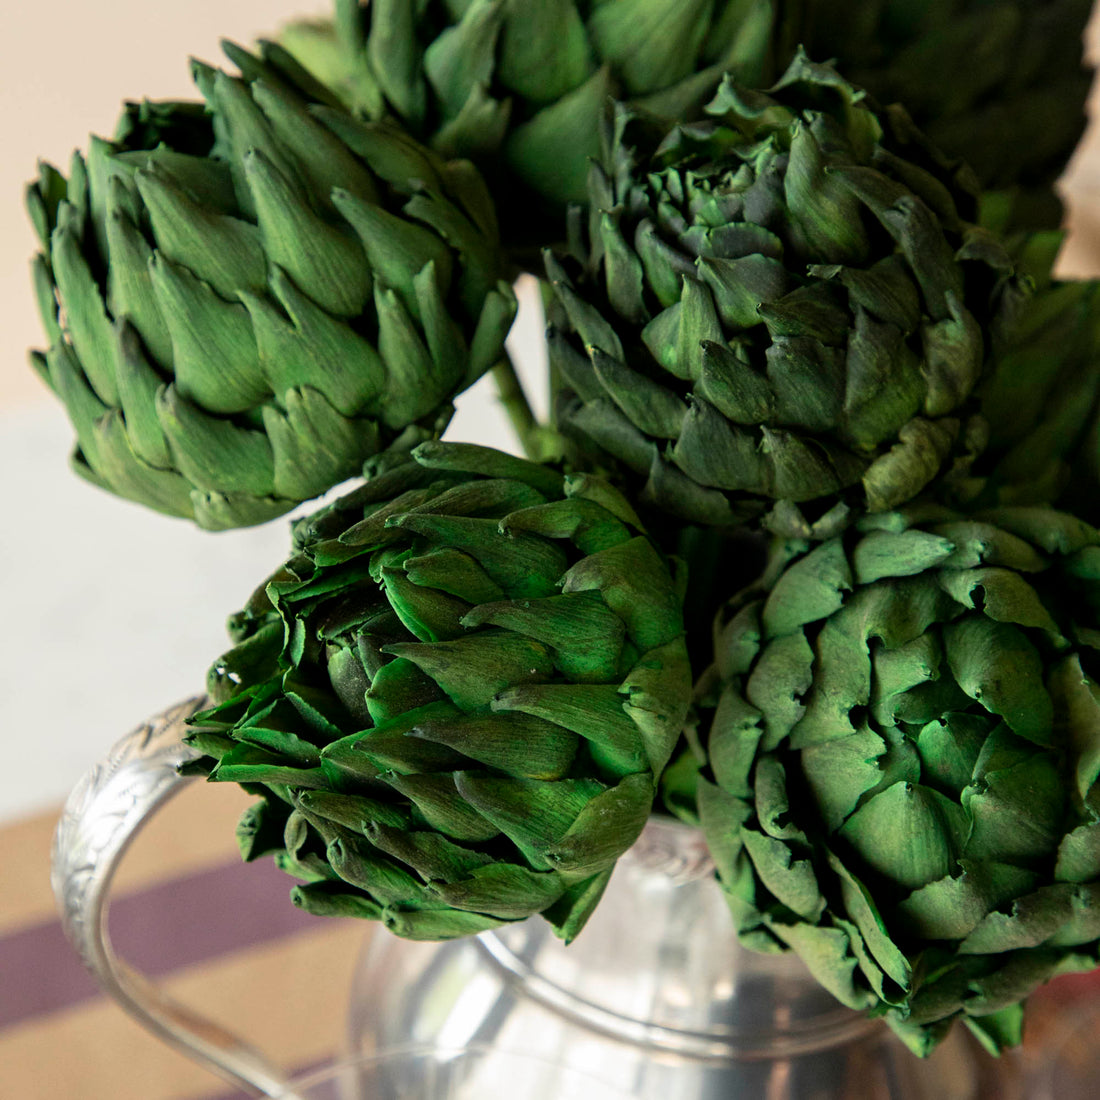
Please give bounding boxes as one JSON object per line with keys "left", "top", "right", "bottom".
{"left": 149, "top": 254, "right": 266, "bottom": 414}
{"left": 959, "top": 883, "right": 1076, "bottom": 955}
{"left": 430, "top": 861, "right": 566, "bottom": 919}
{"left": 838, "top": 781, "right": 967, "bottom": 891}
{"left": 494, "top": 682, "right": 648, "bottom": 777}
{"left": 463, "top": 591, "right": 626, "bottom": 682}
{"left": 586, "top": 0, "right": 712, "bottom": 95}
{"left": 49, "top": 221, "right": 119, "bottom": 406}
{"left": 762, "top": 537, "right": 852, "bottom": 637}
{"left": 800, "top": 730, "right": 889, "bottom": 833}
{"left": 385, "top": 632, "right": 555, "bottom": 711}
{"left": 862, "top": 417, "right": 958, "bottom": 514}
{"left": 766, "top": 920, "right": 876, "bottom": 1011}
{"left": 410, "top": 709, "right": 578, "bottom": 780}
{"left": 245, "top": 149, "right": 372, "bottom": 318}
{"left": 542, "top": 772, "right": 653, "bottom": 877}
{"left": 741, "top": 827, "right": 824, "bottom": 922}
{"left": 943, "top": 615, "right": 1053, "bottom": 744}
{"left": 506, "top": 66, "right": 612, "bottom": 206}
{"left": 382, "top": 904, "right": 512, "bottom": 941}
{"left": 826, "top": 851, "right": 911, "bottom": 990}
{"left": 453, "top": 772, "right": 605, "bottom": 869}
{"left": 560, "top": 535, "right": 683, "bottom": 651}
{"left": 896, "top": 859, "right": 1040, "bottom": 941}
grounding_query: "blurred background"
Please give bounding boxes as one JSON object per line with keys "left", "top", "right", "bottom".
{"left": 0, "top": 3, "right": 1097, "bottom": 1097}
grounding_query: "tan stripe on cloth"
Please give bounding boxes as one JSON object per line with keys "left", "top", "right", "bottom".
{"left": 0, "top": 921, "right": 367, "bottom": 1100}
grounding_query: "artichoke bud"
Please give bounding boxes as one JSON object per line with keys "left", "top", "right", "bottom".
{"left": 971, "top": 254, "right": 1100, "bottom": 527}
{"left": 547, "top": 52, "right": 1026, "bottom": 534}
{"left": 799, "top": 0, "right": 1094, "bottom": 232}
{"left": 279, "top": 0, "right": 805, "bottom": 219}
{"left": 188, "top": 442, "right": 692, "bottom": 940}
{"left": 27, "top": 43, "right": 516, "bottom": 530}
{"left": 696, "top": 501, "right": 1100, "bottom": 1053}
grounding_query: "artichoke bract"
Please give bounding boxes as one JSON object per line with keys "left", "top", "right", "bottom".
{"left": 547, "top": 53, "right": 1024, "bottom": 536}
{"left": 187, "top": 442, "right": 692, "bottom": 940}
{"left": 27, "top": 44, "right": 516, "bottom": 530}
{"left": 695, "top": 502, "right": 1100, "bottom": 1054}
{"left": 285, "top": 0, "right": 803, "bottom": 213}
{"left": 802, "top": 0, "right": 1093, "bottom": 231}
{"left": 970, "top": 235, "right": 1100, "bottom": 524}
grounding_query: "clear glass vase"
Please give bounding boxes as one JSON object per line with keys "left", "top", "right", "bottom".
{"left": 348, "top": 817, "right": 1021, "bottom": 1100}
{"left": 275, "top": 1047, "right": 637, "bottom": 1099}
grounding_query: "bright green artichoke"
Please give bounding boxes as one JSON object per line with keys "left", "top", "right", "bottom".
{"left": 27, "top": 44, "right": 516, "bottom": 530}
{"left": 694, "top": 502, "right": 1100, "bottom": 1054}
{"left": 282, "top": 0, "right": 804, "bottom": 214}
{"left": 802, "top": 0, "right": 1094, "bottom": 231}
{"left": 186, "top": 442, "right": 692, "bottom": 940}
{"left": 547, "top": 53, "right": 1026, "bottom": 535}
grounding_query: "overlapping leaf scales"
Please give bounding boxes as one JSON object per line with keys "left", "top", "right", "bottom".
{"left": 188, "top": 445, "right": 690, "bottom": 940}
{"left": 27, "top": 42, "right": 515, "bottom": 529}
{"left": 545, "top": 52, "right": 1023, "bottom": 535}
{"left": 696, "top": 503, "right": 1100, "bottom": 1050}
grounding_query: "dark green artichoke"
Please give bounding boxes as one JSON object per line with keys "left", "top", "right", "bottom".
{"left": 802, "top": 0, "right": 1094, "bottom": 231}
{"left": 27, "top": 44, "right": 516, "bottom": 530}
{"left": 187, "top": 442, "right": 691, "bottom": 940}
{"left": 694, "top": 502, "right": 1100, "bottom": 1054}
{"left": 282, "top": 0, "right": 804, "bottom": 213}
{"left": 546, "top": 53, "right": 1025, "bottom": 536}
{"left": 968, "top": 235, "right": 1100, "bottom": 524}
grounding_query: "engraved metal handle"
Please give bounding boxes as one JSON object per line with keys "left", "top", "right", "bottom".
{"left": 50, "top": 697, "right": 298, "bottom": 1098}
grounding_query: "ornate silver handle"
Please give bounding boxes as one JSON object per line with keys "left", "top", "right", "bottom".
{"left": 50, "top": 697, "right": 298, "bottom": 1098}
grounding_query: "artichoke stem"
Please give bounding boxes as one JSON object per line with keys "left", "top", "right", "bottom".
{"left": 491, "top": 354, "right": 562, "bottom": 462}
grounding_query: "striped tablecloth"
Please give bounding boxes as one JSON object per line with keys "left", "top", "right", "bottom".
{"left": 11, "top": 776, "right": 1100, "bottom": 1096}
{"left": 0, "top": 780, "right": 368, "bottom": 1099}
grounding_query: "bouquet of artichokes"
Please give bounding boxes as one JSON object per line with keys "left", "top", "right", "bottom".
{"left": 27, "top": 0, "right": 1100, "bottom": 1060}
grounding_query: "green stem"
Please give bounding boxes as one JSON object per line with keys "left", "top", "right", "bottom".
{"left": 492, "top": 354, "right": 540, "bottom": 461}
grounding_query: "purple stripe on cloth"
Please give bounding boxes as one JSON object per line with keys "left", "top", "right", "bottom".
{"left": 1, "top": 856, "right": 327, "bottom": 1030}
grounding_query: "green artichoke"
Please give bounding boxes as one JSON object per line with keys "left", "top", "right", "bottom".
{"left": 282, "top": 0, "right": 804, "bottom": 214}
{"left": 27, "top": 44, "right": 516, "bottom": 530}
{"left": 695, "top": 502, "right": 1100, "bottom": 1054}
{"left": 969, "top": 235, "right": 1100, "bottom": 524}
{"left": 801, "top": 0, "right": 1094, "bottom": 231}
{"left": 546, "top": 53, "right": 1025, "bottom": 536}
{"left": 187, "top": 441, "right": 692, "bottom": 940}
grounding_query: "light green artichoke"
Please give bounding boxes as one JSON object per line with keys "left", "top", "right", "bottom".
{"left": 801, "top": 0, "right": 1094, "bottom": 231}
{"left": 281, "top": 0, "right": 804, "bottom": 214}
{"left": 27, "top": 44, "right": 516, "bottom": 530}
{"left": 546, "top": 53, "right": 1026, "bottom": 536}
{"left": 694, "top": 502, "right": 1100, "bottom": 1054}
{"left": 186, "top": 441, "right": 691, "bottom": 940}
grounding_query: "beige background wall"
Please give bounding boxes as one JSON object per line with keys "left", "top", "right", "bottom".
{"left": 0, "top": 2, "right": 328, "bottom": 405}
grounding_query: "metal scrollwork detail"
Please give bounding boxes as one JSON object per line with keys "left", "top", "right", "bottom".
{"left": 49, "top": 698, "right": 297, "bottom": 1098}
{"left": 51, "top": 696, "right": 206, "bottom": 965}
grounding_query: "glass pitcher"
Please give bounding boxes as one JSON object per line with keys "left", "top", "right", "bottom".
{"left": 51, "top": 699, "right": 1025, "bottom": 1098}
